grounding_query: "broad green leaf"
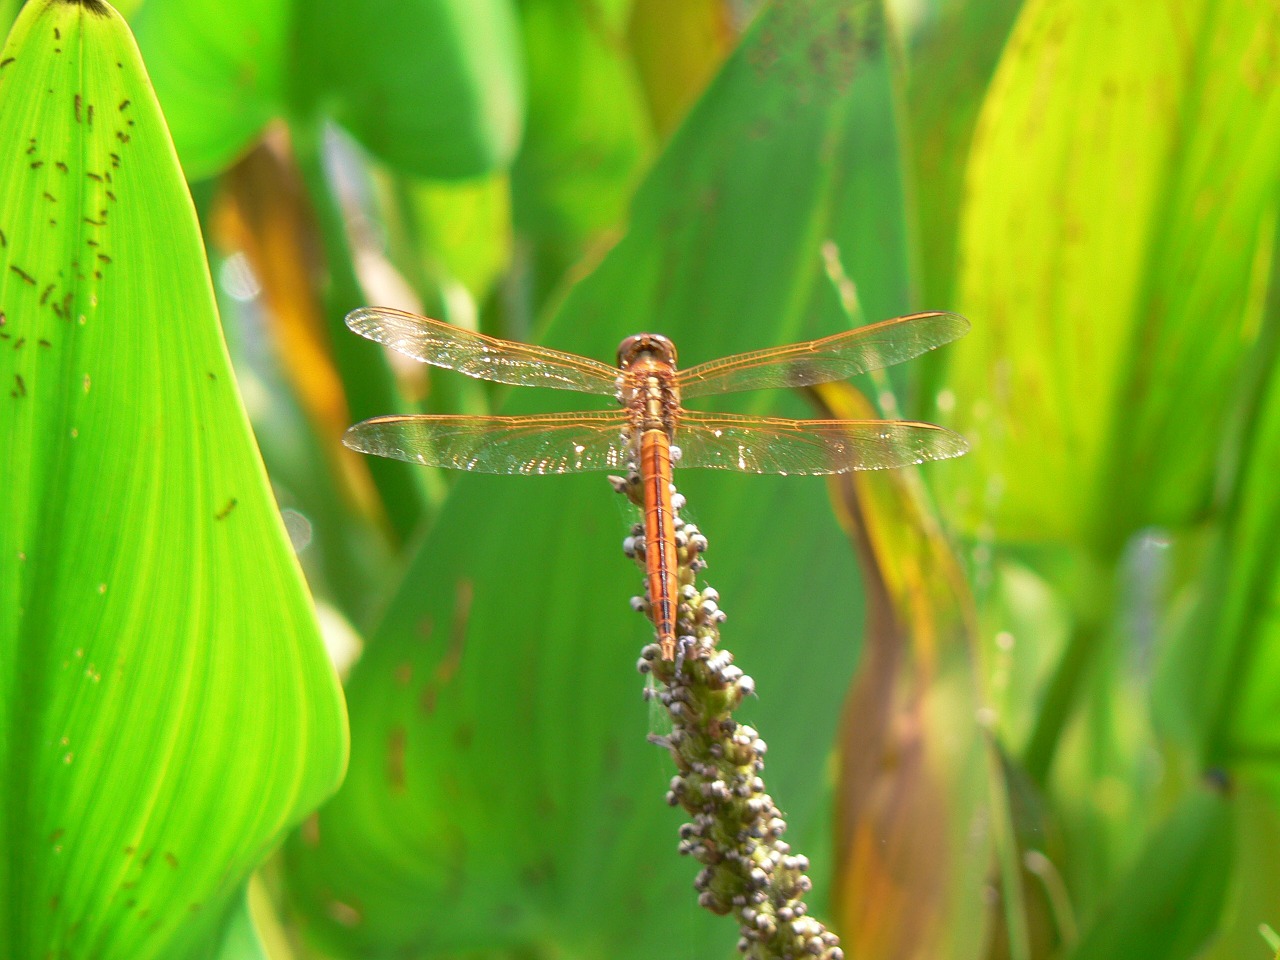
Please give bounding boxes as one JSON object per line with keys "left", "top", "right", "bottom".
{"left": 939, "top": 0, "right": 1280, "bottom": 550}
{"left": 511, "top": 0, "right": 651, "bottom": 312}
{"left": 1066, "top": 782, "right": 1233, "bottom": 960}
{"left": 135, "top": 0, "right": 526, "bottom": 232}
{"left": 285, "top": 0, "right": 918, "bottom": 955}
{"left": 292, "top": 0, "right": 524, "bottom": 179}
{"left": 0, "top": 3, "right": 347, "bottom": 957}
{"left": 1154, "top": 231, "right": 1280, "bottom": 766}
{"left": 131, "top": 0, "right": 289, "bottom": 179}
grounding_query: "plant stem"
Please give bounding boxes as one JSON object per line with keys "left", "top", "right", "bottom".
{"left": 1022, "top": 616, "right": 1105, "bottom": 788}
{"left": 619, "top": 477, "right": 844, "bottom": 960}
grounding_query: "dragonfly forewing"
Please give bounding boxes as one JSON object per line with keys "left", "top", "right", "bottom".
{"left": 678, "top": 311, "right": 969, "bottom": 398}
{"left": 672, "top": 412, "right": 969, "bottom": 474}
{"left": 344, "top": 411, "right": 634, "bottom": 474}
{"left": 347, "top": 307, "right": 621, "bottom": 395}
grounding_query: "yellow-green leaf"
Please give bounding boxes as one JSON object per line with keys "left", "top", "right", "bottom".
{"left": 941, "top": 0, "right": 1280, "bottom": 550}
{"left": 0, "top": 2, "right": 347, "bottom": 955}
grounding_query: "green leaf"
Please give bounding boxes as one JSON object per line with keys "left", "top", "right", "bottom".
{"left": 292, "top": 0, "right": 524, "bottom": 179}
{"left": 1066, "top": 783, "right": 1233, "bottom": 960}
{"left": 131, "top": 0, "right": 289, "bottom": 180}
{"left": 939, "top": 0, "right": 1280, "bottom": 550}
{"left": 903, "top": 0, "right": 1021, "bottom": 310}
{"left": 206, "top": 885, "right": 268, "bottom": 960}
{"left": 511, "top": 0, "right": 651, "bottom": 311}
{"left": 0, "top": 3, "right": 347, "bottom": 956}
{"left": 379, "top": 170, "right": 513, "bottom": 325}
{"left": 1199, "top": 773, "right": 1280, "bottom": 960}
{"left": 285, "top": 0, "right": 917, "bottom": 954}
{"left": 626, "top": 0, "right": 734, "bottom": 140}
{"left": 1153, "top": 226, "right": 1280, "bottom": 766}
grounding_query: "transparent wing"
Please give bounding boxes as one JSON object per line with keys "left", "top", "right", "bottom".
{"left": 347, "top": 306, "right": 621, "bottom": 395}
{"left": 344, "top": 411, "right": 633, "bottom": 474}
{"left": 678, "top": 311, "right": 969, "bottom": 398}
{"left": 673, "top": 412, "right": 968, "bottom": 474}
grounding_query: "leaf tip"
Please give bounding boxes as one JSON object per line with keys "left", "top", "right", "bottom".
{"left": 51, "top": 0, "right": 112, "bottom": 15}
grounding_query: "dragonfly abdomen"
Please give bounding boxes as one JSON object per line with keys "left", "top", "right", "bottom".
{"left": 639, "top": 426, "right": 679, "bottom": 660}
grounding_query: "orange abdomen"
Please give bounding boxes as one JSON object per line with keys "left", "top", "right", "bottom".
{"left": 640, "top": 428, "right": 678, "bottom": 659}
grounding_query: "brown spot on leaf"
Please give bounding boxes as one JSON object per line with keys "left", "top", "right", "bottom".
{"left": 326, "top": 899, "right": 362, "bottom": 927}
{"left": 387, "top": 726, "right": 406, "bottom": 792}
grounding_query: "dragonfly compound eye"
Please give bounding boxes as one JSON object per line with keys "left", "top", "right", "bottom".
{"left": 617, "top": 333, "right": 678, "bottom": 368}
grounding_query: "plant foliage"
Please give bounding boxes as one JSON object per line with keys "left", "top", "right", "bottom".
{"left": 1, "top": 0, "right": 1279, "bottom": 957}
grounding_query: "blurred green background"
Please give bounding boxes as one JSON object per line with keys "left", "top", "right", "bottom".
{"left": 1, "top": 0, "right": 1279, "bottom": 957}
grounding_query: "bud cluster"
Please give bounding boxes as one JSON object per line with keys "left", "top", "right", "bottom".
{"left": 618, "top": 479, "right": 843, "bottom": 960}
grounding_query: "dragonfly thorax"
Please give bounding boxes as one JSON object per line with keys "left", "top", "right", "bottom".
{"left": 616, "top": 334, "right": 681, "bottom": 435}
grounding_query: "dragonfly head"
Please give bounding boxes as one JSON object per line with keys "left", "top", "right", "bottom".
{"left": 617, "top": 333, "right": 677, "bottom": 370}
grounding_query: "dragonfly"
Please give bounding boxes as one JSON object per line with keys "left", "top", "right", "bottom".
{"left": 344, "top": 307, "right": 969, "bottom": 660}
